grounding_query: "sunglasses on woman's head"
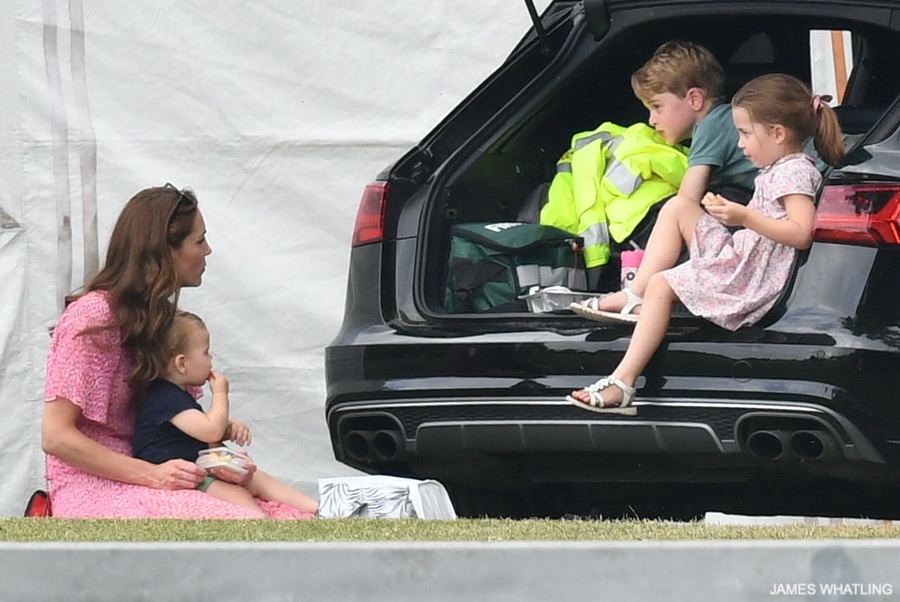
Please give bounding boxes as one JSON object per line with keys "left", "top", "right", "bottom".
{"left": 164, "top": 182, "right": 187, "bottom": 203}
{"left": 163, "top": 182, "right": 193, "bottom": 222}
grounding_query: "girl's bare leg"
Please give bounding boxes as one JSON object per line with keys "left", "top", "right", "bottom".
{"left": 245, "top": 469, "right": 319, "bottom": 514}
{"left": 205, "top": 480, "right": 266, "bottom": 516}
{"left": 570, "top": 273, "right": 677, "bottom": 405}
{"left": 598, "top": 195, "right": 704, "bottom": 312}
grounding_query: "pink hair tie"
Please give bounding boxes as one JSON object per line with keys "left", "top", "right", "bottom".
{"left": 812, "top": 94, "right": 833, "bottom": 113}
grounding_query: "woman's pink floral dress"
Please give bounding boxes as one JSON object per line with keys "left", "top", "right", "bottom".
{"left": 44, "top": 291, "right": 314, "bottom": 519}
{"left": 664, "top": 153, "right": 821, "bottom": 331}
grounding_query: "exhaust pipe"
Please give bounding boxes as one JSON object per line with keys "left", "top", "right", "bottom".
{"left": 344, "top": 430, "right": 377, "bottom": 462}
{"left": 372, "top": 430, "right": 406, "bottom": 462}
{"left": 746, "top": 429, "right": 793, "bottom": 461}
{"left": 789, "top": 430, "right": 840, "bottom": 461}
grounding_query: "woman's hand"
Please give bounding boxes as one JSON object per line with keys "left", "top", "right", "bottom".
{"left": 43, "top": 397, "right": 209, "bottom": 490}
{"left": 209, "top": 451, "right": 257, "bottom": 485}
{"left": 149, "top": 459, "right": 207, "bottom": 490}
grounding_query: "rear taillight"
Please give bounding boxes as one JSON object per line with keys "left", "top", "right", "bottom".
{"left": 813, "top": 184, "right": 900, "bottom": 246}
{"left": 351, "top": 182, "right": 388, "bottom": 247}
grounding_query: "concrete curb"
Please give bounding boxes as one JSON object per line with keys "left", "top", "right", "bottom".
{"left": 3, "top": 540, "right": 900, "bottom": 601}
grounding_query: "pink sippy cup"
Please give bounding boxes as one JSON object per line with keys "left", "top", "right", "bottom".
{"left": 620, "top": 250, "right": 644, "bottom": 290}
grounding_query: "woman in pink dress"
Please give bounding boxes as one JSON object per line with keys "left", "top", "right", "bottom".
{"left": 568, "top": 74, "right": 846, "bottom": 412}
{"left": 42, "top": 184, "right": 314, "bottom": 518}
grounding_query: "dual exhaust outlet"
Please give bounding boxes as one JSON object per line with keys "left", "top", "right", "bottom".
{"left": 344, "top": 429, "right": 406, "bottom": 463}
{"left": 745, "top": 429, "right": 840, "bottom": 462}
{"left": 346, "top": 426, "right": 840, "bottom": 463}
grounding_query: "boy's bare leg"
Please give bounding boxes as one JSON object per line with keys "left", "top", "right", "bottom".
{"left": 611, "top": 274, "right": 677, "bottom": 386}
{"left": 205, "top": 480, "right": 266, "bottom": 516}
{"left": 245, "top": 469, "right": 319, "bottom": 514}
{"left": 598, "top": 195, "right": 704, "bottom": 312}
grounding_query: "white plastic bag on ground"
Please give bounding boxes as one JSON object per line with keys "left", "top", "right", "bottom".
{"left": 317, "top": 475, "right": 457, "bottom": 519}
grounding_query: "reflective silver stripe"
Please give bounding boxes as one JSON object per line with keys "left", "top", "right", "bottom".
{"left": 517, "top": 265, "right": 577, "bottom": 289}
{"left": 573, "top": 131, "right": 612, "bottom": 151}
{"left": 568, "top": 267, "right": 587, "bottom": 290}
{"left": 605, "top": 159, "right": 643, "bottom": 195}
{"left": 538, "top": 266, "right": 569, "bottom": 287}
{"left": 570, "top": 133, "right": 638, "bottom": 190}
{"left": 606, "top": 136, "right": 624, "bottom": 154}
{"left": 580, "top": 222, "right": 609, "bottom": 247}
{"left": 516, "top": 264, "right": 541, "bottom": 289}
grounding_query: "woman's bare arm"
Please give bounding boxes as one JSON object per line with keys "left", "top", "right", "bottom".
{"left": 42, "top": 397, "right": 205, "bottom": 489}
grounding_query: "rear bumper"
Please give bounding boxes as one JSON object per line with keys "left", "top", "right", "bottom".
{"left": 327, "top": 394, "right": 889, "bottom": 481}
{"left": 326, "top": 301, "right": 900, "bottom": 491}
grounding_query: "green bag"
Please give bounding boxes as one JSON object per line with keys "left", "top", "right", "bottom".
{"left": 444, "top": 222, "right": 585, "bottom": 313}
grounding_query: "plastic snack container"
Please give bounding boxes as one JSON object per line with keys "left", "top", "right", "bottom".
{"left": 520, "top": 285, "right": 600, "bottom": 313}
{"left": 196, "top": 447, "right": 249, "bottom": 475}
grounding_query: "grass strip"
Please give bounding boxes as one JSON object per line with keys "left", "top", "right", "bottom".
{"left": 2, "top": 518, "right": 900, "bottom": 542}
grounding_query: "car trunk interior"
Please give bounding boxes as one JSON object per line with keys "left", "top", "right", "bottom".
{"left": 416, "top": 8, "right": 900, "bottom": 315}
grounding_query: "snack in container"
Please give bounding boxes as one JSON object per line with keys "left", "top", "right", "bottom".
{"left": 196, "top": 447, "right": 249, "bottom": 475}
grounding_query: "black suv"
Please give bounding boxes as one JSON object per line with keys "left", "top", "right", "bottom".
{"left": 326, "top": 0, "right": 900, "bottom": 518}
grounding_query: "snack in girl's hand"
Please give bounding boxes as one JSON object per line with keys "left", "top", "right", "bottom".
{"left": 702, "top": 192, "right": 723, "bottom": 207}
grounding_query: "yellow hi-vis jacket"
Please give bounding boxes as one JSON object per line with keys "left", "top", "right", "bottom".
{"left": 540, "top": 122, "right": 688, "bottom": 268}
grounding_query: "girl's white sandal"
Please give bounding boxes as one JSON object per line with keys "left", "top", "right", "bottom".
{"left": 566, "top": 376, "right": 637, "bottom": 415}
{"left": 570, "top": 288, "right": 642, "bottom": 324}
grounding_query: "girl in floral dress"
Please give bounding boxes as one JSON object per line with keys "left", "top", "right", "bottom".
{"left": 42, "top": 184, "right": 314, "bottom": 518}
{"left": 568, "top": 74, "right": 846, "bottom": 412}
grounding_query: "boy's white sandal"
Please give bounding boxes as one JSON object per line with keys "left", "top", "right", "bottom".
{"left": 570, "top": 288, "right": 642, "bottom": 324}
{"left": 566, "top": 376, "right": 638, "bottom": 415}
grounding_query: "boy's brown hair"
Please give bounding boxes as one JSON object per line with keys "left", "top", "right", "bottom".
{"left": 631, "top": 40, "right": 725, "bottom": 102}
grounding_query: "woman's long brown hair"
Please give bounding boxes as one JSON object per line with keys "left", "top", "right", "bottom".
{"left": 68, "top": 185, "right": 200, "bottom": 392}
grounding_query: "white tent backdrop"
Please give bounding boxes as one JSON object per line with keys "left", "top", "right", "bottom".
{"left": 0, "top": 2, "right": 846, "bottom": 517}
{"left": 0, "top": 0, "right": 550, "bottom": 516}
